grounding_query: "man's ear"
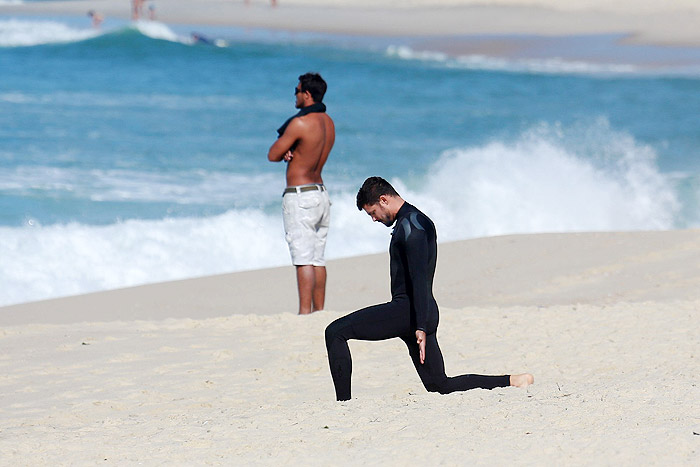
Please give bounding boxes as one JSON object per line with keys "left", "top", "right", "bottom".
{"left": 379, "top": 195, "right": 389, "bottom": 206}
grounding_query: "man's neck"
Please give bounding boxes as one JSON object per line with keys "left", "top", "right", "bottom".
{"left": 390, "top": 198, "right": 406, "bottom": 222}
{"left": 299, "top": 99, "right": 318, "bottom": 109}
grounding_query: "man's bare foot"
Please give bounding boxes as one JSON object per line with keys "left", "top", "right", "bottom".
{"left": 510, "top": 373, "right": 534, "bottom": 388}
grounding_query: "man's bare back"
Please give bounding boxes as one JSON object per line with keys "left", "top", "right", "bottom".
{"left": 283, "top": 113, "right": 334, "bottom": 186}
{"left": 268, "top": 83, "right": 335, "bottom": 187}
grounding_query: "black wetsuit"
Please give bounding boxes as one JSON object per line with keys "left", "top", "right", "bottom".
{"left": 325, "top": 202, "right": 509, "bottom": 401}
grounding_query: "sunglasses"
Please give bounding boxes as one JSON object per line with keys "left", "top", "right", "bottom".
{"left": 294, "top": 87, "right": 305, "bottom": 95}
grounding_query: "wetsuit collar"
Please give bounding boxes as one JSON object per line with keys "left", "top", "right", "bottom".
{"left": 391, "top": 201, "right": 410, "bottom": 231}
{"left": 276, "top": 102, "right": 326, "bottom": 137}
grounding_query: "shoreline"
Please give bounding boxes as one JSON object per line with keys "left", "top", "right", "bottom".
{"left": 3, "top": 1, "right": 700, "bottom": 48}
{"left": 3, "top": 229, "right": 700, "bottom": 325}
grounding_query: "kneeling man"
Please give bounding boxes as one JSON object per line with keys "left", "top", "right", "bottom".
{"left": 325, "top": 177, "right": 533, "bottom": 401}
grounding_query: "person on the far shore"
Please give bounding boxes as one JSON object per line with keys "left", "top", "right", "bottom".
{"left": 324, "top": 177, "right": 534, "bottom": 401}
{"left": 245, "top": 0, "right": 277, "bottom": 6}
{"left": 87, "top": 10, "right": 103, "bottom": 28}
{"left": 131, "top": 0, "right": 143, "bottom": 20}
{"left": 268, "top": 73, "right": 334, "bottom": 315}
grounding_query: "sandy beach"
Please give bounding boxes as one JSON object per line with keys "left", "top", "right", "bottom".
{"left": 2, "top": 231, "right": 700, "bottom": 464}
{"left": 2, "top": 0, "right": 700, "bottom": 464}
{"left": 4, "top": 0, "right": 700, "bottom": 47}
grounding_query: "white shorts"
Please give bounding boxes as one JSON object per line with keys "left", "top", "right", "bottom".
{"left": 282, "top": 186, "right": 331, "bottom": 266}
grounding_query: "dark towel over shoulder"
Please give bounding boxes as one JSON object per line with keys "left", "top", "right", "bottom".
{"left": 276, "top": 102, "right": 326, "bottom": 137}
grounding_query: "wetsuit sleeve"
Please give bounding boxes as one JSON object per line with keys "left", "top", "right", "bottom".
{"left": 404, "top": 223, "right": 432, "bottom": 333}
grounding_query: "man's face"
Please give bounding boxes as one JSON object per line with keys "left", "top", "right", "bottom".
{"left": 363, "top": 198, "right": 394, "bottom": 227}
{"left": 294, "top": 83, "right": 305, "bottom": 109}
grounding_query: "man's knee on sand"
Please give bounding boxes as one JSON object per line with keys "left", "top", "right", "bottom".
{"left": 419, "top": 375, "right": 452, "bottom": 394}
{"left": 324, "top": 318, "right": 347, "bottom": 348}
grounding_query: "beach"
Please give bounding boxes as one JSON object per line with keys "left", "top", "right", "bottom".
{"left": 1, "top": 301, "right": 698, "bottom": 464}
{"left": 5, "top": 0, "right": 700, "bottom": 46}
{"left": 2, "top": 231, "right": 700, "bottom": 464}
{"left": 2, "top": 0, "right": 700, "bottom": 464}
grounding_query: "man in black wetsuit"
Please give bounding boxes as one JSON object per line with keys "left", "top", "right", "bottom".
{"left": 324, "top": 177, "right": 534, "bottom": 401}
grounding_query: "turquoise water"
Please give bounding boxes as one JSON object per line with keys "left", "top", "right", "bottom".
{"left": 1, "top": 17, "right": 699, "bottom": 306}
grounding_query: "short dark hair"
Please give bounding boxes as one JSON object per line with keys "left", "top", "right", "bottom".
{"left": 298, "top": 72, "right": 327, "bottom": 103}
{"left": 356, "top": 176, "right": 400, "bottom": 210}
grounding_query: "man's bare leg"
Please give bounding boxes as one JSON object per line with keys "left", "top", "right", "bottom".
{"left": 510, "top": 373, "right": 534, "bottom": 388}
{"left": 296, "top": 265, "right": 315, "bottom": 315}
{"left": 312, "top": 266, "right": 326, "bottom": 311}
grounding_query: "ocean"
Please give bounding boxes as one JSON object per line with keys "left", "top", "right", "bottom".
{"left": 2, "top": 16, "right": 699, "bottom": 306}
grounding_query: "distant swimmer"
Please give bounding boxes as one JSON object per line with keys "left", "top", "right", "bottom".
{"left": 87, "top": 10, "right": 103, "bottom": 28}
{"left": 191, "top": 32, "right": 214, "bottom": 45}
{"left": 324, "top": 177, "right": 534, "bottom": 401}
{"left": 190, "top": 33, "right": 227, "bottom": 47}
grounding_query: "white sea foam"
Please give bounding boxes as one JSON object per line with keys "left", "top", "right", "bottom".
{"left": 0, "top": 19, "right": 190, "bottom": 48}
{"left": 386, "top": 45, "right": 639, "bottom": 75}
{"left": 0, "top": 19, "right": 99, "bottom": 47}
{"left": 0, "top": 90, "right": 244, "bottom": 110}
{"left": 0, "top": 123, "right": 684, "bottom": 307}
{"left": 0, "top": 199, "right": 387, "bottom": 307}
{"left": 131, "top": 20, "right": 184, "bottom": 43}
{"left": 0, "top": 210, "right": 287, "bottom": 306}
{"left": 452, "top": 54, "right": 637, "bottom": 75}
{"left": 0, "top": 167, "right": 282, "bottom": 207}
{"left": 407, "top": 123, "right": 680, "bottom": 240}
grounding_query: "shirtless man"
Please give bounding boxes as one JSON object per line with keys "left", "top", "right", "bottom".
{"left": 268, "top": 73, "right": 335, "bottom": 315}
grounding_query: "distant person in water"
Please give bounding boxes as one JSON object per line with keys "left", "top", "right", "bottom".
{"left": 87, "top": 10, "right": 103, "bottom": 28}
{"left": 191, "top": 33, "right": 213, "bottom": 45}
{"left": 268, "top": 73, "right": 334, "bottom": 315}
{"left": 324, "top": 177, "right": 534, "bottom": 401}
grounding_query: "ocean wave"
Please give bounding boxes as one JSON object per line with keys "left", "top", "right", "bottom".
{"left": 386, "top": 45, "right": 640, "bottom": 76}
{"left": 131, "top": 20, "right": 182, "bottom": 43}
{"left": 0, "top": 18, "right": 99, "bottom": 47}
{"left": 406, "top": 121, "right": 682, "bottom": 240}
{"left": 0, "top": 89, "right": 243, "bottom": 111}
{"left": 0, "top": 200, "right": 385, "bottom": 307}
{"left": 0, "top": 19, "right": 194, "bottom": 48}
{"left": 385, "top": 44, "right": 700, "bottom": 77}
{"left": 0, "top": 167, "right": 282, "bottom": 207}
{"left": 1, "top": 122, "right": 692, "bottom": 307}
{"left": 0, "top": 210, "right": 288, "bottom": 306}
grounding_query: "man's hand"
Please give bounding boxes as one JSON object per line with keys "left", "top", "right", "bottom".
{"left": 267, "top": 118, "right": 302, "bottom": 162}
{"left": 283, "top": 150, "right": 294, "bottom": 162}
{"left": 415, "top": 330, "right": 426, "bottom": 364}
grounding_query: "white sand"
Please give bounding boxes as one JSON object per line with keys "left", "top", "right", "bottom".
{"left": 1, "top": 231, "right": 700, "bottom": 464}
{"left": 1, "top": 302, "right": 698, "bottom": 464}
{"left": 4, "top": 0, "right": 700, "bottom": 46}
